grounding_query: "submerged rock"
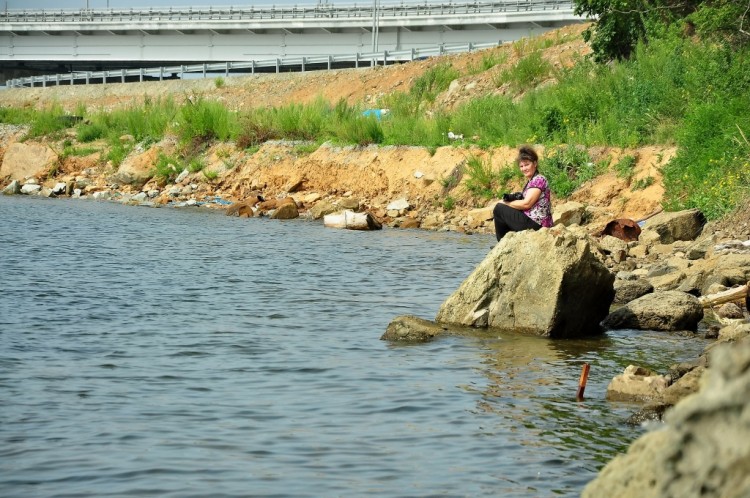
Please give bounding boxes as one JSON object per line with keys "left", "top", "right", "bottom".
{"left": 435, "top": 228, "right": 614, "bottom": 338}
{"left": 381, "top": 315, "right": 448, "bottom": 342}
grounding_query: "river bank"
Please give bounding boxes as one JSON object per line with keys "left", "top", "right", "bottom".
{"left": 1, "top": 19, "right": 749, "bottom": 494}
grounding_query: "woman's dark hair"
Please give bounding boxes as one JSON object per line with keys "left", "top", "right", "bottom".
{"left": 516, "top": 145, "right": 538, "bottom": 164}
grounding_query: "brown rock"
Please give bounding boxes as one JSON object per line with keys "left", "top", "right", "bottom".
{"left": 0, "top": 142, "right": 58, "bottom": 181}
{"left": 271, "top": 201, "right": 299, "bottom": 219}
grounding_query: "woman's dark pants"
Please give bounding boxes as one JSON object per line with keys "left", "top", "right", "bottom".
{"left": 493, "top": 203, "right": 542, "bottom": 242}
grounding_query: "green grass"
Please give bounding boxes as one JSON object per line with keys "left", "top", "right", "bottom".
{"left": 467, "top": 51, "right": 508, "bottom": 75}
{"left": 495, "top": 51, "right": 553, "bottom": 92}
{"left": 5, "top": 4, "right": 749, "bottom": 219}
{"left": 152, "top": 153, "right": 184, "bottom": 183}
{"left": 615, "top": 155, "right": 637, "bottom": 180}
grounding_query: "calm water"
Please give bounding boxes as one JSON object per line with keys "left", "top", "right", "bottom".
{"left": 0, "top": 196, "right": 709, "bottom": 497}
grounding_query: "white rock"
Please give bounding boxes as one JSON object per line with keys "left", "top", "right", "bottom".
{"left": 386, "top": 198, "right": 410, "bottom": 211}
{"left": 20, "top": 184, "right": 41, "bottom": 195}
{"left": 52, "top": 182, "right": 68, "bottom": 195}
{"left": 133, "top": 192, "right": 148, "bottom": 202}
{"left": 175, "top": 169, "right": 190, "bottom": 184}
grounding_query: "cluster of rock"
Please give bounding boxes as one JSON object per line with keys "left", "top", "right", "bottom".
{"left": 583, "top": 330, "right": 750, "bottom": 498}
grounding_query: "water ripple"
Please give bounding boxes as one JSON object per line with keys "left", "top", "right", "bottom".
{"left": 0, "top": 196, "right": 711, "bottom": 497}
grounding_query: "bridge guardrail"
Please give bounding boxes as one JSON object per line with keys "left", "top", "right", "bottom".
{"left": 6, "top": 42, "right": 501, "bottom": 89}
{"left": 1, "top": 1, "right": 574, "bottom": 23}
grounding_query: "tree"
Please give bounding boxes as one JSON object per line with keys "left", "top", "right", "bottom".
{"left": 573, "top": 1, "right": 750, "bottom": 62}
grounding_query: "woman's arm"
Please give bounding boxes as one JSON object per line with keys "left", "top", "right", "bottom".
{"left": 502, "top": 187, "right": 541, "bottom": 211}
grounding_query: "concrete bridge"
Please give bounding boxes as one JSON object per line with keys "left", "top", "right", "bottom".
{"left": 0, "top": 1, "right": 585, "bottom": 84}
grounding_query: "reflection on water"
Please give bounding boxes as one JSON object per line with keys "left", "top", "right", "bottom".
{"left": 0, "top": 196, "right": 711, "bottom": 497}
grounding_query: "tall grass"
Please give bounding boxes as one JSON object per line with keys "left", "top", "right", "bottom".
{"left": 176, "top": 96, "right": 235, "bottom": 145}
{"left": 5, "top": 9, "right": 748, "bottom": 218}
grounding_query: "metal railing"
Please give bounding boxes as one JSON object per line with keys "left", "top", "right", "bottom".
{"left": 6, "top": 41, "right": 500, "bottom": 89}
{"left": 1, "top": 1, "right": 574, "bottom": 24}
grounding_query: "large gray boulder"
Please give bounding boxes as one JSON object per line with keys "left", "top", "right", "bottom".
{"left": 435, "top": 228, "right": 614, "bottom": 338}
{"left": 582, "top": 339, "right": 750, "bottom": 498}
{"left": 641, "top": 208, "right": 706, "bottom": 244}
{"left": 602, "top": 290, "right": 704, "bottom": 331}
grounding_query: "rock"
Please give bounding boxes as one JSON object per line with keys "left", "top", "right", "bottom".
{"left": 467, "top": 205, "right": 494, "bottom": 229}
{"left": 52, "top": 182, "right": 68, "bottom": 195}
{"left": 625, "top": 403, "right": 669, "bottom": 425}
{"left": 302, "top": 192, "right": 322, "bottom": 204}
{"left": 614, "top": 279, "right": 654, "bottom": 304}
{"left": 167, "top": 186, "right": 181, "bottom": 197}
{"left": 602, "top": 290, "right": 704, "bottom": 331}
{"left": 381, "top": 315, "right": 448, "bottom": 342}
{"left": 110, "top": 145, "right": 162, "bottom": 187}
{"left": 421, "top": 213, "right": 444, "bottom": 229}
{"left": 175, "top": 169, "right": 190, "bottom": 184}
{"left": 629, "top": 244, "right": 648, "bottom": 259}
{"left": 717, "top": 322, "right": 750, "bottom": 344}
{"left": 92, "top": 191, "right": 112, "bottom": 200}
{"left": 598, "top": 235, "right": 629, "bottom": 262}
{"left": 435, "top": 228, "right": 614, "bottom": 338}
{"left": 386, "top": 198, "right": 410, "bottom": 212}
{"left": 338, "top": 197, "right": 360, "bottom": 210}
{"left": 283, "top": 176, "right": 305, "bottom": 193}
{"left": 399, "top": 218, "right": 421, "bottom": 229}
{"left": 258, "top": 197, "right": 296, "bottom": 212}
{"left": 660, "top": 366, "right": 705, "bottom": 406}
{"left": 640, "top": 208, "right": 706, "bottom": 244}
{"left": 310, "top": 200, "right": 338, "bottom": 220}
{"left": 2, "top": 179, "right": 21, "bottom": 195}
{"left": 582, "top": 340, "right": 750, "bottom": 498}
{"left": 646, "top": 271, "right": 687, "bottom": 291}
{"left": 0, "top": 142, "right": 58, "bottom": 181}
{"left": 132, "top": 192, "right": 148, "bottom": 202}
{"left": 606, "top": 365, "right": 669, "bottom": 402}
{"left": 685, "top": 236, "right": 715, "bottom": 260}
{"left": 553, "top": 201, "right": 586, "bottom": 226}
{"left": 225, "top": 194, "right": 264, "bottom": 218}
{"left": 20, "top": 184, "right": 41, "bottom": 195}
{"left": 270, "top": 202, "right": 299, "bottom": 220}
{"left": 717, "top": 302, "right": 745, "bottom": 319}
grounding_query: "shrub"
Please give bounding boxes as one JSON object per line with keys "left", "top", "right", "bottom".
{"left": 176, "top": 95, "right": 235, "bottom": 145}
{"left": 152, "top": 153, "right": 184, "bottom": 182}
{"left": 464, "top": 155, "right": 500, "bottom": 199}
{"left": 539, "top": 145, "right": 597, "bottom": 198}
{"left": 495, "top": 51, "right": 553, "bottom": 92}
{"left": 615, "top": 155, "right": 637, "bottom": 180}
{"left": 27, "top": 104, "right": 69, "bottom": 138}
{"left": 334, "top": 115, "right": 384, "bottom": 145}
{"left": 468, "top": 51, "right": 508, "bottom": 74}
{"left": 410, "top": 63, "right": 459, "bottom": 104}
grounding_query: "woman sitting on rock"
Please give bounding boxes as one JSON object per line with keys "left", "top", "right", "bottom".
{"left": 493, "top": 145, "right": 552, "bottom": 242}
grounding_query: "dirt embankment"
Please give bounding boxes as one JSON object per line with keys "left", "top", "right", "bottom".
{"left": 0, "top": 22, "right": 747, "bottom": 240}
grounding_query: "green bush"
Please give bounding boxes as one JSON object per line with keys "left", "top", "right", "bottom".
{"left": 335, "top": 115, "right": 384, "bottom": 145}
{"left": 464, "top": 155, "right": 501, "bottom": 199}
{"left": 26, "top": 104, "right": 70, "bottom": 138}
{"left": 615, "top": 155, "right": 637, "bottom": 180}
{"left": 467, "top": 51, "right": 508, "bottom": 74}
{"left": 176, "top": 96, "right": 235, "bottom": 145}
{"left": 495, "top": 51, "right": 553, "bottom": 92}
{"left": 539, "top": 145, "right": 597, "bottom": 198}
{"left": 77, "top": 122, "right": 107, "bottom": 142}
{"left": 410, "top": 63, "right": 459, "bottom": 104}
{"left": 152, "top": 153, "right": 184, "bottom": 182}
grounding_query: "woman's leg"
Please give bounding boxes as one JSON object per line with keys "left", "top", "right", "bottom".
{"left": 493, "top": 203, "right": 541, "bottom": 241}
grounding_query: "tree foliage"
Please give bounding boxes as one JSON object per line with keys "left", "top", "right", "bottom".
{"left": 574, "top": 0, "right": 750, "bottom": 62}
